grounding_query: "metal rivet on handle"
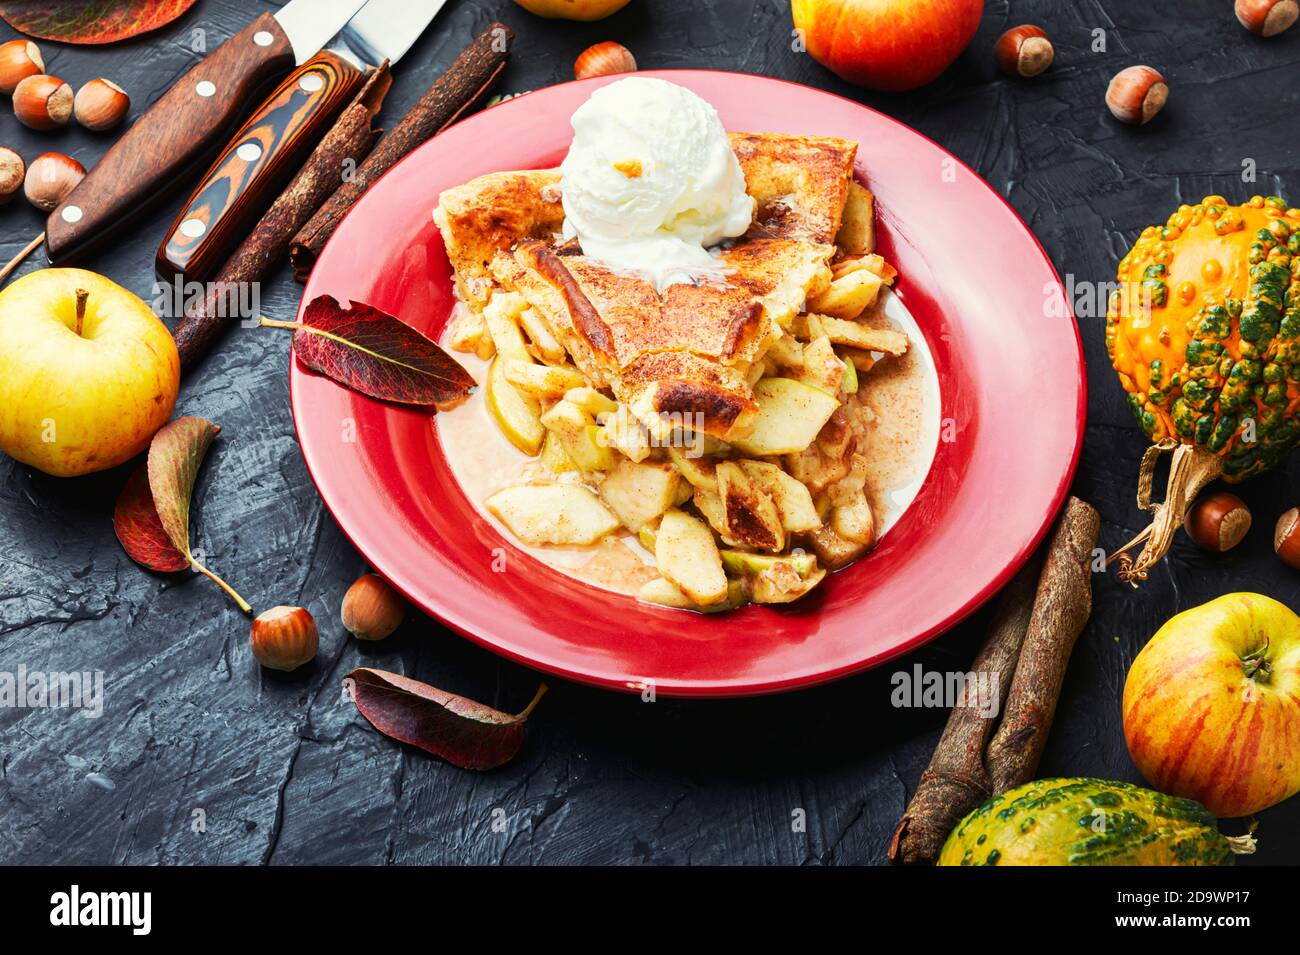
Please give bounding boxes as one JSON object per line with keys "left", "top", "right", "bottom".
{"left": 253, "top": 31, "right": 274, "bottom": 47}
{"left": 196, "top": 80, "right": 216, "bottom": 97}
{"left": 299, "top": 74, "right": 325, "bottom": 93}
{"left": 236, "top": 143, "right": 262, "bottom": 162}
{"left": 61, "top": 205, "right": 82, "bottom": 224}
{"left": 180, "top": 218, "right": 207, "bottom": 239}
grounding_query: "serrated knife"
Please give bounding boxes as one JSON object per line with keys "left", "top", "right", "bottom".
{"left": 44, "top": 0, "right": 372, "bottom": 266}
{"left": 156, "top": 0, "right": 451, "bottom": 281}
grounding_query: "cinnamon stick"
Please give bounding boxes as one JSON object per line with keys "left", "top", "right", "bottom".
{"left": 987, "top": 497, "right": 1100, "bottom": 793}
{"left": 887, "top": 555, "right": 1041, "bottom": 865}
{"left": 174, "top": 66, "right": 392, "bottom": 370}
{"left": 289, "top": 22, "right": 513, "bottom": 281}
{"left": 887, "top": 495, "right": 1100, "bottom": 864}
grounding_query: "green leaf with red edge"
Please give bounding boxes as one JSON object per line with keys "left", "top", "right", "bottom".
{"left": 345, "top": 668, "right": 546, "bottom": 771}
{"left": 0, "top": 0, "right": 197, "bottom": 44}
{"left": 285, "top": 296, "right": 475, "bottom": 407}
{"left": 113, "top": 465, "right": 189, "bottom": 573}
{"left": 147, "top": 416, "right": 220, "bottom": 563}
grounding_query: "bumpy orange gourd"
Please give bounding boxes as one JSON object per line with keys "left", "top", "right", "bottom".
{"left": 1106, "top": 195, "right": 1300, "bottom": 580}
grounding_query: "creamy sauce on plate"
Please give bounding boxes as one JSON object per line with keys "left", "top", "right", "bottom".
{"left": 435, "top": 289, "right": 940, "bottom": 597}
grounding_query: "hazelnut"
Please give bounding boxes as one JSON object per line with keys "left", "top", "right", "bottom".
{"left": 24, "top": 152, "right": 84, "bottom": 212}
{"left": 995, "top": 25, "right": 1054, "bottom": 78}
{"left": 574, "top": 41, "right": 636, "bottom": 80}
{"left": 74, "top": 78, "right": 130, "bottom": 132}
{"left": 1236, "top": 0, "right": 1299, "bottom": 36}
{"left": 341, "top": 573, "right": 405, "bottom": 641}
{"left": 1106, "top": 65, "right": 1168, "bottom": 125}
{"left": 0, "top": 147, "right": 23, "bottom": 206}
{"left": 1184, "top": 492, "right": 1252, "bottom": 553}
{"left": 250, "top": 606, "right": 319, "bottom": 671}
{"left": 0, "top": 39, "right": 44, "bottom": 95}
{"left": 13, "top": 74, "right": 72, "bottom": 130}
{"left": 1276, "top": 508, "right": 1300, "bottom": 570}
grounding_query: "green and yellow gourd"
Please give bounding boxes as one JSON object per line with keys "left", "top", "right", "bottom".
{"left": 938, "top": 778, "right": 1255, "bottom": 866}
{"left": 1106, "top": 195, "right": 1300, "bottom": 582}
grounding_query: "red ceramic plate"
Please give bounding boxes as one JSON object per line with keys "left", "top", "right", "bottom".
{"left": 290, "top": 70, "right": 1085, "bottom": 697}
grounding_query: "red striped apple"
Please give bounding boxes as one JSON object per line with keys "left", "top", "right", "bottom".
{"left": 1123, "top": 592, "right": 1300, "bottom": 818}
{"left": 0, "top": 268, "right": 179, "bottom": 477}
{"left": 792, "top": 0, "right": 984, "bottom": 92}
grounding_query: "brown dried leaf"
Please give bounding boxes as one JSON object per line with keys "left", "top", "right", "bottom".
{"left": 345, "top": 668, "right": 546, "bottom": 771}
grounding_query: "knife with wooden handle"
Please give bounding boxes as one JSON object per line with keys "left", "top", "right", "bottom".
{"left": 157, "top": 0, "right": 451, "bottom": 282}
{"left": 44, "top": 0, "right": 371, "bottom": 266}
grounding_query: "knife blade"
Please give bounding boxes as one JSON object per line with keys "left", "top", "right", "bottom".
{"left": 157, "top": 0, "right": 451, "bottom": 281}
{"left": 44, "top": 0, "right": 370, "bottom": 267}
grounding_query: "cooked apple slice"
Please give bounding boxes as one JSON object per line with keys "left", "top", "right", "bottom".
{"left": 540, "top": 400, "right": 614, "bottom": 472}
{"left": 486, "top": 356, "right": 544, "bottom": 455}
{"left": 819, "top": 316, "right": 908, "bottom": 356}
{"left": 840, "top": 353, "right": 859, "bottom": 394}
{"left": 692, "top": 487, "right": 736, "bottom": 544}
{"left": 784, "top": 444, "right": 850, "bottom": 496}
{"left": 807, "top": 267, "right": 884, "bottom": 320}
{"left": 505, "top": 360, "right": 587, "bottom": 399}
{"left": 638, "top": 575, "right": 746, "bottom": 613}
{"left": 816, "top": 408, "right": 855, "bottom": 462}
{"left": 518, "top": 307, "right": 566, "bottom": 364}
{"left": 540, "top": 430, "right": 578, "bottom": 475}
{"left": 809, "top": 523, "right": 869, "bottom": 569}
{"left": 601, "top": 405, "right": 652, "bottom": 463}
{"left": 720, "top": 550, "right": 825, "bottom": 603}
{"left": 829, "top": 483, "right": 875, "bottom": 546}
{"left": 766, "top": 335, "right": 804, "bottom": 371}
{"left": 655, "top": 508, "right": 728, "bottom": 605}
{"left": 729, "top": 378, "right": 841, "bottom": 457}
{"left": 719, "top": 549, "right": 817, "bottom": 579}
{"left": 798, "top": 336, "right": 847, "bottom": 395}
{"left": 447, "top": 306, "right": 495, "bottom": 360}
{"left": 751, "top": 565, "right": 826, "bottom": 604}
{"left": 716, "top": 461, "right": 784, "bottom": 552}
{"left": 599, "top": 458, "right": 680, "bottom": 532}
{"left": 738, "top": 461, "right": 821, "bottom": 533}
{"left": 666, "top": 445, "right": 718, "bottom": 493}
{"left": 564, "top": 386, "right": 619, "bottom": 418}
{"left": 486, "top": 484, "right": 619, "bottom": 546}
{"left": 637, "top": 521, "right": 658, "bottom": 551}
{"left": 482, "top": 291, "right": 531, "bottom": 364}
{"left": 835, "top": 181, "right": 875, "bottom": 255}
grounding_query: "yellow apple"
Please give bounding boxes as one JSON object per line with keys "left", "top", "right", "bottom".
{"left": 0, "top": 268, "right": 179, "bottom": 477}
{"left": 514, "top": 0, "right": 631, "bottom": 21}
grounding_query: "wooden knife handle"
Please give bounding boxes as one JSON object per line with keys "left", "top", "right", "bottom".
{"left": 157, "top": 50, "right": 368, "bottom": 282}
{"left": 45, "top": 13, "right": 296, "bottom": 266}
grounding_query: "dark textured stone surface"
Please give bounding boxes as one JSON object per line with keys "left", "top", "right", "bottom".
{"left": 1, "top": 0, "right": 1297, "bottom": 866}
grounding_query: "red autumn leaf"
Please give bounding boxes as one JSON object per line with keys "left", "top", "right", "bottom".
{"left": 112, "top": 415, "right": 252, "bottom": 614}
{"left": 345, "top": 668, "right": 546, "bottom": 771}
{"left": 274, "top": 296, "right": 475, "bottom": 407}
{"left": 0, "top": 0, "right": 197, "bottom": 44}
{"left": 113, "top": 465, "right": 188, "bottom": 573}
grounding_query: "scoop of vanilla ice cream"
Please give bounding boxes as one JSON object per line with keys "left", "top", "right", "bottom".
{"left": 559, "top": 77, "right": 754, "bottom": 290}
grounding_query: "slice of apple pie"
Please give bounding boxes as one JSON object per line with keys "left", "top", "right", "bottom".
{"left": 434, "top": 132, "right": 907, "bottom": 611}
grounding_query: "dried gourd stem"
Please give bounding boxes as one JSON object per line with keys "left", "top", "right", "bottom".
{"left": 1106, "top": 442, "right": 1224, "bottom": 585}
{"left": 0, "top": 232, "right": 45, "bottom": 285}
